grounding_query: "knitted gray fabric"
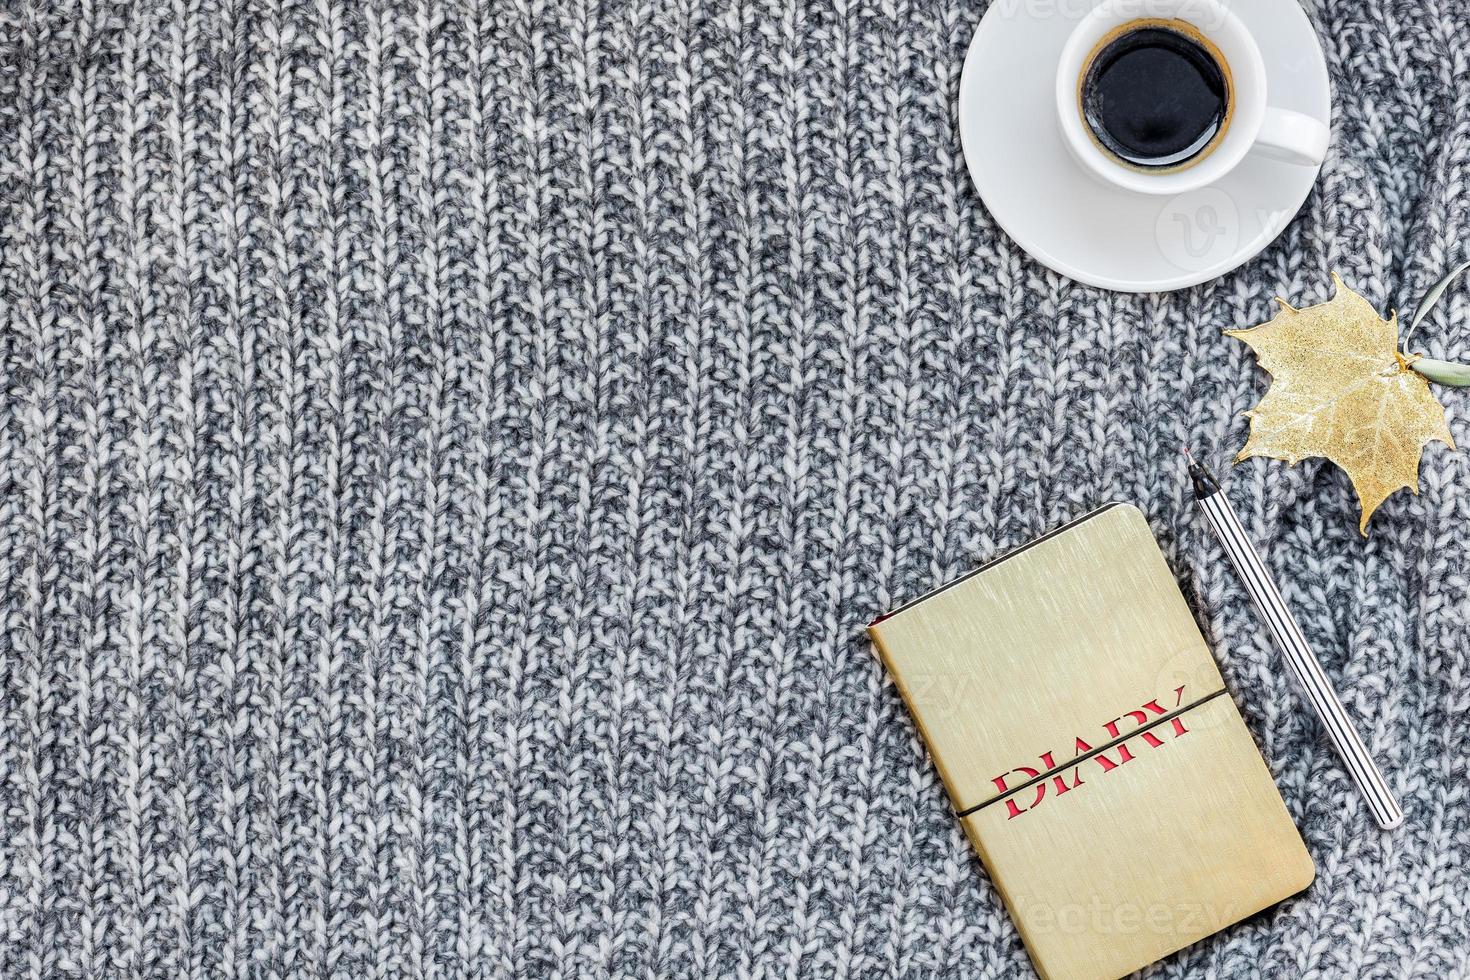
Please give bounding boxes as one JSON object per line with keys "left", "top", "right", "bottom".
{"left": 1, "top": 0, "right": 1467, "bottom": 976}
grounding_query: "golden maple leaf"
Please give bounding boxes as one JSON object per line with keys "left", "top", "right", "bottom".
{"left": 1227, "top": 273, "right": 1455, "bottom": 535}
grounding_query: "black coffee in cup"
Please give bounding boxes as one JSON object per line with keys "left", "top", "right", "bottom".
{"left": 1079, "top": 19, "right": 1232, "bottom": 171}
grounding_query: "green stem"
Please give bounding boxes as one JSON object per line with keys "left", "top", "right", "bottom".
{"left": 1403, "top": 257, "right": 1470, "bottom": 354}
{"left": 1412, "top": 357, "right": 1470, "bottom": 387}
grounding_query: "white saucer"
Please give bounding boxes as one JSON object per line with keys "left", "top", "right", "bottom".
{"left": 958, "top": 0, "right": 1330, "bottom": 293}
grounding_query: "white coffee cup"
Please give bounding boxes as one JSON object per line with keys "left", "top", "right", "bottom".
{"left": 1055, "top": 0, "right": 1329, "bottom": 196}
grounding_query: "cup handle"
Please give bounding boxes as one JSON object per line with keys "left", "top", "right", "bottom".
{"left": 1252, "top": 107, "right": 1330, "bottom": 167}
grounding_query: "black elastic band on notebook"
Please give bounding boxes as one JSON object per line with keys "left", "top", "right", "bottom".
{"left": 955, "top": 687, "right": 1230, "bottom": 818}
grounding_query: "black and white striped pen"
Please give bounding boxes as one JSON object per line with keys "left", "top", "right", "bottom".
{"left": 1185, "top": 448, "right": 1403, "bottom": 831}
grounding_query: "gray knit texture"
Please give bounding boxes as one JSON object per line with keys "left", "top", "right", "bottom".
{"left": 1, "top": 0, "right": 1468, "bottom": 976}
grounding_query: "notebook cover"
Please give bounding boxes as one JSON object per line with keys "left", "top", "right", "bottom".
{"left": 868, "top": 503, "right": 1314, "bottom": 980}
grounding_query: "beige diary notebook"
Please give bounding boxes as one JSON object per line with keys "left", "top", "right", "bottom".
{"left": 867, "top": 503, "right": 1314, "bottom": 980}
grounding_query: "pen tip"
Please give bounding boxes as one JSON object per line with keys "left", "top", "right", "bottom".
{"left": 1183, "top": 446, "right": 1222, "bottom": 497}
